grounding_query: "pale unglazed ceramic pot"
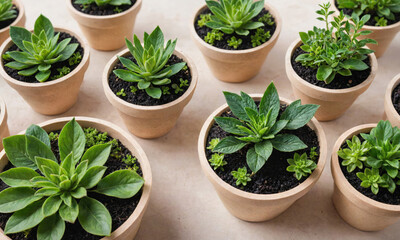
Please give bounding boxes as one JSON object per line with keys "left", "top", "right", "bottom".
{"left": 0, "top": 0, "right": 26, "bottom": 45}
{"left": 103, "top": 48, "right": 198, "bottom": 139}
{"left": 330, "top": 0, "right": 400, "bottom": 58}
{"left": 190, "top": 3, "right": 281, "bottom": 83}
{"left": 67, "top": 0, "right": 142, "bottom": 51}
{"left": 0, "top": 96, "right": 9, "bottom": 151}
{"left": 0, "top": 117, "right": 152, "bottom": 239}
{"left": 384, "top": 73, "right": 400, "bottom": 128}
{"left": 198, "top": 96, "right": 327, "bottom": 222}
{"left": 331, "top": 124, "right": 400, "bottom": 231}
{"left": 285, "top": 39, "right": 377, "bottom": 121}
{"left": 0, "top": 27, "right": 90, "bottom": 116}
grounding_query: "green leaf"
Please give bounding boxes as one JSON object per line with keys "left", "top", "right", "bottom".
{"left": 71, "top": 187, "right": 87, "bottom": 199}
{"left": 342, "top": 59, "right": 369, "bottom": 71}
{"left": 82, "top": 144, "right": 112, "bottom": 169}
{"left": 35, "top": 157, "right": 60, "bottom": 179}
{"left": 58, "top": 43, "right": 79, "bottom": 62}
{"left": 35, "top": 187, "right": 59, "bottom": 197}
{"left": 60, "top": 192, "right": 72, "bottom": 207}
{"left": 95, "top": 170, "right": 144, "bottom": 198}
{"left": 26, "top": 135, "right": 56, "bottom": 163}
{"left": 4, "top": 199, "right": 45, "bottom": 234}
{"left": 26, "top": 124, "right": 51, "bottom": 148}
{"left": 240, "top": 91, "right": 257, "bottom": 111}
{"left": 145, "top": 87, "right": 162, "bottom": 99}
{"left": 61, "top": 153, "right": 74, "bottom": 177}
{"left": 35, "top": 70, "right": 51, "bottom": 82}
{"left": 138, "top": 81, "right": 151, "bottom": 89}
{"left": 259, "top": 82, "right": 280, "bottom": 125}
{"left": 0, "top": 187, "right": 42, "bottom": 213}
{"left": 242, "top": 21, "right": 264, "bottom": 30}
{"left": 246, "top": 147, "right": 267, "bottom": 173}
{"left": 59, "top": 199, "right": 79, "bottom": 223}
{"left": 79, "top": 166, "right": 107, "bottom": 189}
{"left": 37, "top": 213, "right": 65, "bottom": 240}
{"left": 214, "top": 117, "right": 247, "bottom": 135}
{"left": 271, "top": 134, "right": 307, "bottom": 152}
{"left": 316, "top": 65, "right": 333, "bottom": 81}
{"left": 223, "top": 91, "right": 249, "bottom": 121}
{"left": 254, "top": 140, "right": 273, "bottom": 160}
{"left": 34, "top": 15, "right": 54, "bottom": 39}
{"left": 59, "top": 118, "right": 86, "bottom": 163}
{"left": 42, "top": 195, "right": 62, "bottom": 217}
{"left": 213, "top": 136, "right": 248, "bottom": 154}
{"left": 78, "top": 197, "right": 112, "bottom": 236}
{"left": 299, "top": 32, "right": 309, "bottom": 43}
{"left": 164, "top": 62, "right": 186, "bottom": 78}
{"left": 374, "top": 120, "right": 393, "bottom": 142}
{"left": 9, "top": 26, "right": 32, "bottom": 52}
{"left": 280, "top": 100, "right": 319, "bottom": 130}
{"left": 113, "top": 69, "right": 141, "bottom": 82}
{"left": 0, "top": 167, "right": 40, "bottom": 187}
{"left": 3, "top": 135, "right": 37, "bottom": 169}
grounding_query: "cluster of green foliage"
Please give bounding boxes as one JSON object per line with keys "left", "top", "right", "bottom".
{"left": 122, "top": 154, "right": 139, "bottom": 172}
{"left": 227, "top": 36, "right": 242, "bottom": 49}
{"left": 295, "top": 3, "right": 376, "bottom": 84}
{"left": 116, "top": 88, "right": 126, "bottom": 97}
{"left": 69, "top": 52, "right": 82, "bottom": 66}
{"left": 198, "top": 13, "right": 212, "bottom": 27}
{"left": 113, "top": 26, "right": 186, "bottom": 99}
{"left": 204, "top": 29, "right": 224, "bottom": 45}
{"left": 0, "top": 0, "right": 16, "bottom": 22}
{"left": 338, "top": 120, "right": 400, "bottom": 195}
{"left": 0, "top": 119, "right": 144, "bottom": 239}
{"left": 286, "top": 152, "right": 317, "bottom": 180}
{"left": 258, "top": 12, "right": 274, "bottom": 26}
{"left": 74, "top": 0, "right": 131, "bottom": 7}
{"left": 51, "top": 66, "right": 71, "bottom": 80}
{"left": 231, "top": 167, "right": 251, "bottom": 186}
{"left": 251, "top": 28, "right": 271, "bottom": 47}
{"left": 207, "top": 138, "right": 227, "bottom": 171}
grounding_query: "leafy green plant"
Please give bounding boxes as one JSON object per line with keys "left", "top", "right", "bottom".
{"left": 286, "top": 153, "right": 317, "bottom": 180}
{"left": 356, "top": 168, "right": 390, "bottom": 194}
{"left": 204, "top": 0, "right": 265, "bottom": 36}
{"left": 74, "top": 0, "right": 131, "bottom": 7}
{"left": 338, "top": 135, "right": 370, "bottom": 172}
{"left": 209, "top": 153, "right": 227, "bottom": 170}
{"left": 212, "top": 82, "right": 319, "bottom": 174}
{"left": 0, "top": 119, "right": 144, "bottom": 239}
{"left": 227, "top": 36, "right": 242, "bottom": 49}
{"left": 113, "top": 26, "right": 186, "bottom": 99}
{"left": 198, "top": 13, "right": 212, "bottom": 27}
{"left": 258, "top": 12, "right": 274, "bottom": 26}
{"left": 69, "top": 52, "right": 82, "bottom": 66}
{"left": 114, "top": 7, "right": 122, "bottom": 13}
{"left": 204, "top": 29, "right": 224, "bottom": 45}
{"left": 375, "top": 16, "right": 388, "bottom": 26}
{"left": 161, "top": 86, "right": 170, "bottom": 95}
{"left": 309, "top": 147, "right": 318, "bottom": 161}
{"left": 130, "top": 85, "right": 138, "bottom": 94}
{"left": 0, "top": 0, "right": 16, "bottom": 22}
{"left": 231, "top": 167, "right": 251, "bottom": 186}
{"left": 250, "top": 28, "right": 271, "bottom": 47}
{"left": 207, "top": 138, "right": 221, "bottom": 151}
{"left": 51, "top": 66, "right": 71, "bottom": 80}
{"left": 295, "top": 3, "right": 376, "bottom": 84}
{"left": 116, "top": 88, "right": 126, "bottom": 97}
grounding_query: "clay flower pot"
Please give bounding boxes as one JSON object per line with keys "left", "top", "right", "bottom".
{"left": 0, "top": 116, "right": 152, "bottom": 239}
{"left": 198, "top": 96, "right": 327, "bottom": 222}
{"left": 190, "top": 3, "right": 281, "bottom": 83}
{"left": 0, "top": 27, "right": 90, "bottom": 116}
{"left": 285, "top": 39, "right": 377, "bottom": 121}
{"left": 384, "top": 73, "right": 400, "bottom": 128}
{"left": 331, "top": 124, "right": 400, "bottom": 231}
{"left": 67, "top": 0, "right": 142, "bottom": 51}
{"left": 0, "top": 0, "right": 25, "bottom": 45}
{"left": 103, "top": 48, "right": 198, "bottom": 139}
{"left": 0, "top": 96, "right": 9, "bottom": 151}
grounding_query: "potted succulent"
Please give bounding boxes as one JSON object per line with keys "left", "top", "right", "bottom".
{"left": 331, "top": 120, "right": 400, "bottom": 231}
{"left": 0, "top": 15, "right": 90, "bottom": 115}
{"left": 385, "top": 73, "right": 400, "bottom": 128}
{"left": 198, "top": 82, "right": 327, "bottom": 221}
{"left": 103, "top": 26, "right": 198, "bottom": 139}
{"left": 0, "top": 96, "right": 9, "bottom": 151}
{"left": 0, "top": 0, "right": 25, "bottom": 45}
{"left": 0, "top": 117, "right": 152, "bottom": 239}
{"left": 331, "top": 0, "right": 400, "bottom": 58}
{"left": 67, "top": 0, "right": 142, "bottom": 51}
{"left": 190, "top": 0, "right": 281, "bottom": 83}
{"left": 285, "top": 2, "right": 378, "bottom": 121}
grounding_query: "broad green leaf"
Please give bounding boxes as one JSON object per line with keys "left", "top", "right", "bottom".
{"left": 34, "top": 15, "right": 54, "bottom": 39}
{"left": 374, "top": 120, "right": 393, "bottom": 142}
{"left": 78, "top": 197, "right": 112, "bottom": 236}
{"left": 164, "top": 62, "right": 186, "bottom": 78}
{"left": 82, "top": 143, "right": 111, "bottom": 168}
{"left": 0, "top": 187, "right": 42, "bottom": 213}
{"left": 223, "top": 91, "right": 249, "bottom": 121}
{"left": 35, "top": 187, "right": 59, "bottom": 197}
{"left": 240, "top": 91, "right": 257, "bottom": 111}
{"left": 259, "top": 82, "right": 280, "bottom": 125}
{"left": 26, "top": 135, "right": 56, "bottom": 163}
{"left": 79, "top": 166, "right": 107, "bottom": 189}
{"left": 145, "top": 87, "right": 162, "bottom": 99}
{"left": 246, "top": 147, "right": 267, "bottom": 173}
{"left": 9, "top": 26, "right": 32, "bottom": 52}
{"left": 213, "top": 136, "right": 248, "bottom": 154}
{"left": 71, "top": 187, "right": 87, "bottom": 199}
{"left": 96, "top": 170, "right": 144, "bottom": 198}
{"left": 242, "top": 21, "right": 264, "bottom": 30}
{"left": 254, "top": 140, "right": 273, "bottom": 160}
{"left": 113, "top": 69, "right": 141, "bottom": 82}
{"left": 342, "top": 59, "right": 369, "bottom": 71}
{"left": 61, "top": 153, "right": 74, "bottom": 177}
{"left": 59, "top": 199, "right": 79, "bottom": 223}
{"left": 36, "top": 70, "right": 51, "bottom": 82}
{"left": 280, "top": 100, "right": 319, "bottom": 130}
{"left": 316, "top": 65, "right": 333, "bottom": 81}
{"left": 4, "top": 199, "right": 45, "bottom": 234}
{"left": 0, "top": 167, "right": 40, "bottom": 187}
{"left": 37, "top": 213, "right": 65, "bottom": 240}
{"left": 58, "top": 44, "right": 79, "bottom": 62}
{"left": 42, "top": 195, "right": 62, "bottom": 217}
{"left": 59, "top": 118, "right": 86, "bottom": 163}
{"left": 3, "top": 135, "right": 36, "bottom": 169}
{"left": 214, "top": 117, "right": 247, "bottom": 135}
{"left": 35, "top": 157, "right": 60, "bottom": 178}
{"left": 271, "top": 134, "right": 307, "bottom": 152}
{"left": 26, "top": 124, "right": 51, "bottom": 148}
{"left": 60, "top": 192, "right": 72, "bottom": 207}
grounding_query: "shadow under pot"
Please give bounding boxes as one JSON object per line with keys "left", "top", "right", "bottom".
{"left": 285, "top": 39, "right": 377, "bottom": 121}
{"left": 190, "top": 3, "right": 281, "bottom": 83}
{"left": 67, "top": 0, "right": 142, "bottom": 51}
{"left": 198, "top": 96, "right": 327, "bottom": 222}
{"left": 0, "top": 0, "right": 25, "bottom": 45}
{"left": 385, "top": 73, "right": 400, "bottom": 128}
{"left": 0, "top": 27, "right": 90, "bottom": 116}
{"left": 103, "top": 48, "right": 198, "bottom": 139}
{"left": 0, "top": 96, "right": 9, "bottom": 151}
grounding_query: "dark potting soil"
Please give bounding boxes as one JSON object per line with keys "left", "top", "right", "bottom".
{"left": 108, "top": 54, "right": 192, "bottom": 106}
{"left": 3, "top": 32, "right": 84, "bottom": 83}
{"left": 291, "top": 47, "right": 371, "bottom": 89}
{"left": 0, "top": 5, "right": 19, "bottom": 30}
{"left": 392, "top": 83, "right": 400, "bottom": 115}
{"left": 71, "top": 0, "right": 136, "bottom": 16}
{"left": 194, "top": 8, "right": 277, "bottom": 50}
{"left": 338, "top": 134, "right": 400, "bottom": 205}
{"left": 0, "top": 128, "right": 143, "bottom": 240}
{"left": 205, "top": 104, "right": 320, "bottom": 194}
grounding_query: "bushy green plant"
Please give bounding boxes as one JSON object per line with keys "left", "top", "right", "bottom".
{"left": 295, "top": 3, "right": 376, "bottom": 84}
{"left": 0, "top": 119, "right": 144, "bottom": 239}
{"left": 375, "top": 16, "right": 388, "bottom": 26}
{"left": 227, "top": 36, "right": 242, "bottom": 49}
{"left": 338, "top": 135, "right": 370, "bottom": 172}
{"left": 0, "top": 0, "right": 16, "bottom": 22}
{"left": 207, "top": 138, "right": 221, "bottom": 151}
{"left": 250, "top": 28, "right": 271, "bottom": 47}
{"left": 231, "top": 167, "right": 251, "bottom": 186}
{"left": 198, "top": 13, "right": 212, "bottom": 27}
{"left": 74, "top": 0, "right": 131, "bottom": 7}
{"left": 286, "top": 153, "right": 317, "bottom": 180}
{"left": 208, "top": 153, "right": 227, "bottom": 170}
{"left": 113, "top": 26, "right": 186, "bottom": 99}
{"left": 356, "top": 168, "right": 389, "bottom": 194}
{"left": 204, "top": 29, "right": 224, "bottom": 45}
{"left": 258, "top": 12, "right": 274, "bottom": 26}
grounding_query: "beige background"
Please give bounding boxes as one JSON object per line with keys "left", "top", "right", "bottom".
{"left": 0, "top": 0, "right": 399, "bottom": 239}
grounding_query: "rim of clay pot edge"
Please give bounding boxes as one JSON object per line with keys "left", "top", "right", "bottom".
{"left": 102, "top": 47, "right": 198, "bottom": 112}
{"left": 198, "top": 95, "right": 327, "bottom": 201}
{"left": 0, "top": 0, "right": 25, "bottom": 35}
{"left": 0, "top": 96, "right": 6, "bottom": 131}
{"left": 0, "top": 116, "right": 152, "bottom": 239}
{"left": 385, "top": 73, "right": 400, "bottom": 123}
{"left": 285, "top": 38, "right": 378, "bottom": 95}
{"left": 331, "top": 123, "right": 400, "bottom": 212}
{"left": 66, "top": 0, "right": 142, "bottom": 20}
{"left": 190, "top": 3, "right": 282, "bottom": 54}
{"left": 0, "top": 27, "right": 90, "bottom": 88}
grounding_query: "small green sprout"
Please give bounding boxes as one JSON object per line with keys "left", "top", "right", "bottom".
{"left": 75, "top": 0, "right": 132, "bottom": 7}
{"left": 51, "top": 66, "right": 71, "bottom": 80}
{"left": 258, "top": 13, "right": 274, "bottom": 26}
{"left": 198, "top": 13, "right": 212, "bottom": 27}
{"left": 130, "top": 85, "right": 138, "bottom": 94}
{"left": 116, "top": 88, "right": 126, "bottom": 97}
{"left": 227, "top": 36, "right": 243, "bottom": 49}
{"left": 182, "top": 65, "right": 188, "bottom": 71}
{"left": 179, "top": 78, "right": 189, "bottom": 88}
{"left": 208, "top": 153, "right": 227, "bottom": 171}
{"left": 338, "top": 135, "right": 370, "bottom": 172}
{"left": 356, "top": 168, "right": 391, "bottom": 194}
{"left": 172, "top": 83, "right": 183, "bottom": 94}
{"left": 309, "top": 147, "right": 318, "bottom": 161}
{"left": 113, "top": 7, "right": 122, "bottom": 13}
{"left": 286, "top": 153, "right": 317, "bottom": 180}
{"left": 250, "top": 28, "right": 271, "bottom": 47}
{"left": 204, "top": 29, "right": 224, "bottom": 45}
{"left": 231, "top": 167, "right": 252, "bottom": 186}
{"left": 207, "top": 138, "right": 221, "bottom": 151}
{"left": 69, "top": 52, "right": 82, "bottom": 66}
{"left": 48, "top": 132, "right": 59, "bottom": 142}
{"left": 161, "top": 86, "right": 170, "bottom": 95}
{"left": 375, "top": 16, "right": 388, "bottom": 26}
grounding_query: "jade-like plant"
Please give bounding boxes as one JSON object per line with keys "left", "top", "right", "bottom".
{"left": 0, "top": 119, "right": 144, "bottom": 239}
{"left": 74, "top": 0, "right": 132, "bottom": 7}
{"left": 295, "top": 3, "right": 376, "bottom": 84}
{"left": 0, "top": 0, "right": 16, "bottom": 22}
{"left": 286, "top": 153, "right": 317, "bottom": 180}
{"left": 113, "top": 26, "right": 186, "bottom": 99}
{"left": 231, "top": 167, "right": 251, "bottom": 186}
{"left": 3, "top": 15, "right": 79, "bottom": 82}
{"left": 338, "top": 135, "right": 370, "bottom": 172}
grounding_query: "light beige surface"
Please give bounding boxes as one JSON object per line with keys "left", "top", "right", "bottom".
{"left": 0, "top": 0, "right": 399, "bottom": 239}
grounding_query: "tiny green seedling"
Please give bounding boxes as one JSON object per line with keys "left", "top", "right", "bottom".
{"left": 74, "top": 0, "right": 132, "bottom": 7}
{"left": 227, "top": 36, "right": 242, "bottom": 49}
{"left": 130, "top": 85, "right": 138, "bottom": 94}
{"left": 338, "top": 135, "right": 370, "bottom": 172}
{"left": 356, "top": 168, "right": 389, "bottom": 194}
{"left": 208, "top": 153, "right": 227, "bottom": 171}
{"left": 69, "top": 52, "right": 82, "bottom": 66}
{"left": 258, "top": 12, "right": 274, "bottom": 26}
{"left": 250, "top": 28, "right": 271, "bottom": 47}
{"left": 51, "top": 66, "right": 71, "bottom": 80}
{"left": 161, "top": 86, "right": 170, "bottom": 95}
{"left": 198, "top": 13, "right": 212, "bottom": 27}
{"left": 286, "top": 153, "right": 317, "bottom": 180}
{"left": 207, "top": 138, "right": 221, "bottom": 151}
{"left": 231, "top": 167, "right": 251, "bottom": 186}
{"left": 116, "top": 88, "right": 126, "bottom": 97}
{"left": 0, "top": 0, "right": 16, "bottom": 22}
{"left": 204, "top": 29, "right": 224, "bottom": 45}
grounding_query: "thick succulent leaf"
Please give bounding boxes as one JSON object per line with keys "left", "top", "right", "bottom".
{"left": 5, "top": 61, "right": 32, "bottom": 70}
{"left": 59, "top": 118, "right": 86, "bottom": 163}
{"left": 259, "top": 82, "right": 280, "bottom": 125}
{"left": 109, "top": 0, "right": 132, "bottom": 5}
{"left": 118, "top": 56, "right": 141, "bottom": 73}
{"left": 7, "top": 51, "right": 36, "bottom": 64}
{"left": 151, "top": 78, "right": 171, "bottom": 85}
{"left": 54, "top": 38, "right": 72, "bottom": 56}
{"left": 82, "top": 143, "right": 112, "bottom": 168}
{"left": 26, "top": 124, "right": 51, "bottom": 148}
{"left": 78, "top": 166, "right": 107, "bottom": 189}
{"left": 242, "top": 21, "right": 264, "bottom": 30}
{"left": 164, "top": 62, "right": 186, "bottom": 78}
{"left": 146, "top": 87, "right": 162, "bottom": 99}
{"left": 35, "top": 70, "right": 51, "bottom": 82}
{"left": 214, "top": 117, "right": 247, "bottom": 135}
{"left": 78, "top": 197, "right": 112, "bottom": 236}
{"left": 9, "top": 26, "right": 32, "bottom": 52}
{"left": 19, "top": 66, "right": 39, "bottom": 76}
{"left": 213, "top": 136, "right": 248, "bottom": 154}
{"left": 59, "top": 199, "right": 79, "bottom": 223}
{"left": 113, "top": 69, "right": 142, "bottom": 82}
{"left": 95, "top": 170, "right": 144, "bottom": 198}
{"left": 246, "top": 147, "right": 267, "bottom": 173}
{"left": 0, "top": 187, "right": 42, "bottom": 213}
{"left": 58, "top": 43, "right": 79, "bottom": 62}
{"left": 138, "top": 81, "right": 151, "bottom": 89}
{"left": 71, "top": 187, "right": 87, "bottom": 199}
{"left": 0, "top": 167, "right": 40, "bottom": 187}
{"left": 4, "top": 199, "right": 45, "bottom": 234}
{"left": 34, "top": 15, "right": 54, "bottom": 39}
{"left": 271, "top": 134, "right": 307, "bottom": 152}
{"left": 148, "top": 26, "right": 165, "bottom": 50}
{"left": 280, "top": 100, "right": 319, "bottom": 130}
{"left": 37, "top": 213, "right": 65, "bottom": 240}
{"left": 235, "top": 29, "right": 250, "bottom": 36}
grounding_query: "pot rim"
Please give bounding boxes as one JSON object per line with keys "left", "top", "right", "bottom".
{"left": 198, "top": 95, "right": 327, "bottom": 201}
{"left": 0, "top": 96, "right": 6, "bottom": 131}
{"left": 385, "top": 73, "right": 400, "bottom": 122}
{"left": 0, "top": 0, "right": 25, "bottom": 34}
{"left": 0, "top": 27, "right": 90, "bottom": 88}
{"left": 190, "top": 3, "right": 282, "bottom": 54}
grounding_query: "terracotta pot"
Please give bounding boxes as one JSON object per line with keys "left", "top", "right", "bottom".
{"left": 384, "top": 73, "right": 400, "bottom": 128}
{"left": 0, "top": 116, "right": 152, "bottom": 239}
{"left": 0, "top": 96, "right": 9, "bottom": 151}
{"left": 103, "top": 48, "right": 197, "bottom": 139}
{"left": 190, "top": 3, "right": 281, "bottom": 83}
{"left": 198, "top": 96, "right": 327, "bottom": 222}
{"left": 0, "top": 27, "right": 90, "bottom": 116}
{"left": 67, "top": 0, "right": 142, "bottom": 51}
{"left": 0, "top": 0, "right": 26, "bottom": 45}
{"left": 285, "top": 39, "right": 377, "bottom": 121}
{"left": 331, "top": 124, "right": 400, "bottom": 231}
{"left": 330, "top": 0, "right": 400, "bottom": 58}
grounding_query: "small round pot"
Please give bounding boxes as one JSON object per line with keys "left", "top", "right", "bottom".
{"left": 198, "top": 96, "right": 327, "bottom": 222}
{"left": 103, "top": 48, "right": 198, "bottom": 139}
{"left": 384, "top": 73, "right": 400, "bottom": 128}
{"left": 331, "top": 124, "right": 400, "bottom": 231}
{"left": 0, "top": 27, "right": 90, "bottom": 116}
{"left": 67, "top": 0, "right": 142, "bottom": 51}
{"left": 0, "top": 116, "right": 152, "bottom": 239}
{"left": 285, "top": 39, "right": 377, "bottom": 121}
{"left": 0, "top": 0, "right": 26, "bottom": 45}
{"left": 190, "top": 3, "right": 281, "bottom": 83}
{"left": 0, "top": 96, "right": 9, "bottom": 151}
{"left": 330, "top": 0, "right": 400, "bottom": 58}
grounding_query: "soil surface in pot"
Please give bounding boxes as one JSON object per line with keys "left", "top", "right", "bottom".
{"left": 108, "top": 54, "right": 192, "bottom": 106}
{"left": 0, "top": 5, "right": 19, "bottom": 30}
{"left": 205, "top": 104, "right": 320, "bottom": 194}
{"left": 291, "top": 47, "right": 371, "bottom": 89}
{"left": 0, "top": 127, "right": 143, "bottom": 240}
{"left": 194, "top": 8, "right": 276, "bottom": 50}
{"left": 3, "top": 32, "right": 84, "bottom": 83}
{"left": 392, "top": 83, "right": 400, "bottom": 115}
{"left": 339, "top": 134, "right": 400, "bottom": 205}
{"left": 71, "top": 0, "right": 136, "bottom": 16}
